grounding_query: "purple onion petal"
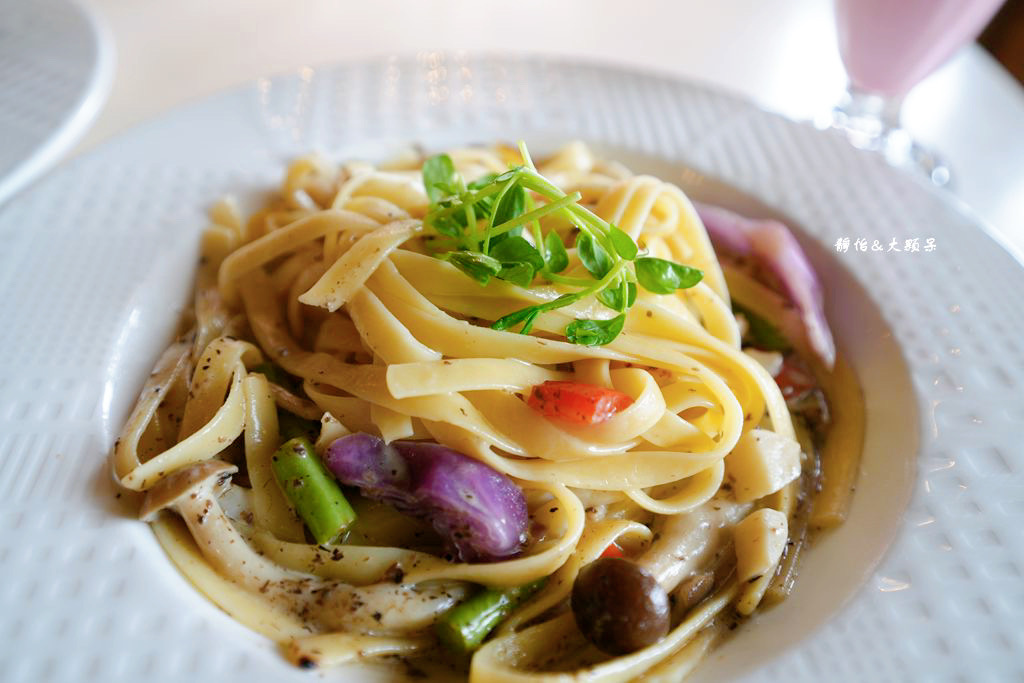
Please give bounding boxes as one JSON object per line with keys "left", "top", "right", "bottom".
{"left": 324, "top": 434, "right": 528, "bottom": 562}
{"left": 322, "top": 432, "right": 411, "bottom": 509}
{"left": 694, "top": 201, "right": 836, "bottom": 369}
{"left": 694, "top": 202, "right": 755, "bottom": 257}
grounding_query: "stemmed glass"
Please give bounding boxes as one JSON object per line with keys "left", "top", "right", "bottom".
{"left": 828, "top": 0, "right": 1005, "bottom": 186}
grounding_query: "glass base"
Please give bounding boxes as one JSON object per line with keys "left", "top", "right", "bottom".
{"left": 822, "top": 87, "right": 951, "bottom": 188}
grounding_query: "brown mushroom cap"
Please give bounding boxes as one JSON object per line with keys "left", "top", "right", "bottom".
{"left": 139, "top": 460, "right": 238, "bottom": 521}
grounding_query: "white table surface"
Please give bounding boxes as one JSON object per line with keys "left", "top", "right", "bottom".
{"left": 76, "top": 0, "right": 1024, "bottom": 259}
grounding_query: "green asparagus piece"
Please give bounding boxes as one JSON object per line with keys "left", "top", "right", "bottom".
{"left": 734, "top": 303, "right": 791, "bottom": 352}
{"left": 271, "top": 437, "right": 356, "bottom": 545}
{"left": 435, "top": 579, "right": 546, "bottom": 653}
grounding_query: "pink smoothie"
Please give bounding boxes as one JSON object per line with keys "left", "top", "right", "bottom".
{"left": 836, "top": 0, "right": 1005, "bottom": 96}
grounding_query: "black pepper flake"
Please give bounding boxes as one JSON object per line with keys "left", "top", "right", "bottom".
{"left": 383, "top": 564, "right": 406, "bottom": 584}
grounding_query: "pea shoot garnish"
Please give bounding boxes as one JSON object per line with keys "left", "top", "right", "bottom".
{"left": 421, "top": 142, "right": 703, "bottom": 345}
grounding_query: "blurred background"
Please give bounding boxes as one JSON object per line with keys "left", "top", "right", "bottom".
{"left": 981, "top": 0, "right": 1024, "bottom": 83}
{"left": 3, "top": 0, "right": 1023, "bottom": 253}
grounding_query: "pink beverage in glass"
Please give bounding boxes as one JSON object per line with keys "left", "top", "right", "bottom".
{"left": 836, "top": 0, "right": 1005, "bottom": 96}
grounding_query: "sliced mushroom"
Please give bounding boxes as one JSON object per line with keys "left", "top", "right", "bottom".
{"left": 140, "top": 461, "right": 468, "bottom": 634}
{"left": 315, "top": 582, "right": 470, "bottom": 633}
{"left": 637, "top": 499, "right": 750, "bottom": 592}
{"left": 672, "top": 571, "right": 716, "bottom": 621}
{"left": 141, "top": 460, "right": 295, "bottom": 587}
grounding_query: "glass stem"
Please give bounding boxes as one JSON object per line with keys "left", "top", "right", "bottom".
{"left": 828, "top": 83, "right": 951, "bottom": 187}
{"left": 831, "top": 83, "right": 904, "bottom": 152}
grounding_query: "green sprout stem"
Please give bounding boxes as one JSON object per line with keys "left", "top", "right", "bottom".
{"left": 487, "top": 191, "right": 581, "bottom": 242}
{"left": 544, "top": 273, "right": 595, "bottom": 287}
{"left": 420, "top": 142, "right": 703, "bottom": 346}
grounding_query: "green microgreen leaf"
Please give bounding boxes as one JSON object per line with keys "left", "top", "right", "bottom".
{"left": 492, "top": 182, "right": 527, "bottom": 227}
{"left": 635, "top": 257, "right": 704, "bottom": 294}
{"left": 544, "top": 231, "right": 569, "bottom": 273}
{"left": 422, "top": 154, "right": 458, "bottom": 204}
{"left": 429, "top": 213, "right": 463, "bottom": 238}
{"left": 490, "top": 235, "right": 543, "bottom": 287}
{"left": 491, "top": 236, "right": 544, "bottom": 271}
{"left": 488, "top": 227, "right": 523, "bottom": 249}
{"left": 443, "top": 251, "right": 502, "bottom": 285}
{"left": 490, "top": 291, "right": 583, "bottom": 334}
{"left": 608, "top": 225, "right": 638, "bottom": 260}
{"left": 497, "top": 262, "right": 535, "bottom": 287}
{"left": 467, "top": 173, "right": 499, "bottom": 191}
{"left": 566, "top": 314, "right": 626, "bottom": 346}
{"left": 543, "top": 233, "right": 570, "bottom": 274}
{"left": 597, "top": 280, "right": 637, "bottom": 312}
{"left": 493, "top": 168, "right": 521, "bottom": 184}
{"left": 627, "top": 280, "right": 638, "bottom": 306}
{"left": 431, "top": 181, "right": 460, "bottom": 198}
{"left": 576, "top": 232, "right": 614, "bottom": 279}
{"left": 491, "top": 306, "right": 541, "bottom": 333}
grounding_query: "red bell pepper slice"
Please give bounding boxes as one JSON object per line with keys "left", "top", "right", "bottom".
{"left": 527, "top": 381, "right": 634, "bottom": 424}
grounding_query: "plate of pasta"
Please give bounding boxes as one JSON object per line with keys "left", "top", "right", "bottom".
{"left": 0, "top": 54, "right": 1021, "bottom": 683}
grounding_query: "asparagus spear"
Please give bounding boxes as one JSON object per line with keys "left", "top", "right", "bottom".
{"left": 271, "top": 437, "right": 356, "bottom": 545}
{"left": 435, "top": 579, "right": 545, "bottom": 653}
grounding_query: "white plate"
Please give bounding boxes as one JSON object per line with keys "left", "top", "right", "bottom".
{"left": 0, "top": 54, "right": 1021, "bottom": 682}
{"left": 0, "top": 0, "right": 114, "bottom": 205}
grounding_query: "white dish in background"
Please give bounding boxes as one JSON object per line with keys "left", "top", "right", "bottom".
{"left": 0, "top": 55, "right": 1021, "bottom": 682}
{"left": 0, "top": 0, "right": 114, "bottom": 205}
